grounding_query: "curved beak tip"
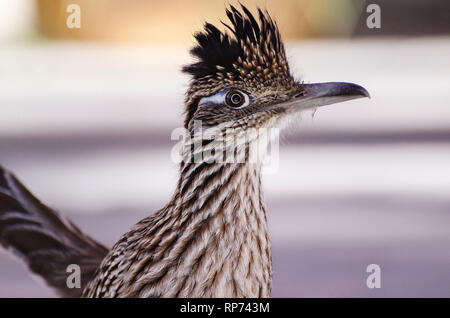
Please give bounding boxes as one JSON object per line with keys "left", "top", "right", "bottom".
{"left": 355, "top": 84, "right": 371, "bottom": 99}
{"left": 332, "top": 82, "right": 370, "bottom": 100}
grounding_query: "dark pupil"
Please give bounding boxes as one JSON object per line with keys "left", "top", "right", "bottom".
{"left": 226, "top": 91, "right": 244, "bottom": 107}
{"left": 231, "top": 94, "right": 241, "bottom": 104}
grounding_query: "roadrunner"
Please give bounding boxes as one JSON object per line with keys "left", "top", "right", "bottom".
{"left": 0, "top": 5, "right": 369, "bottom": 297}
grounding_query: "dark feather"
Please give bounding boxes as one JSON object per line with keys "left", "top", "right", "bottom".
{"left": 0, "top": 166, "right": 108, "bottom": 297}
{"left": 182, "top": 4, "right": 284, "bottom": 80}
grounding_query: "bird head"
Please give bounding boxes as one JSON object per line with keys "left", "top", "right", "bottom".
{"left": 181, "top": 5, "right": 369, "bottom": 161}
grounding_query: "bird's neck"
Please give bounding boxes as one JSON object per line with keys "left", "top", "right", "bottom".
{"left": 165, "top": 159, "right": 272, "bottom": 297}
{"left": 114, "top": 141, "right": 272, "bottom": 297}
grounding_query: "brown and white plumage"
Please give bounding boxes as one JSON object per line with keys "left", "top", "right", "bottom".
{"left": 83, "top": 161, "right": 270, "bottom": 297}
{"left": 0, "top": 5, "right": 369, "bottom": 298}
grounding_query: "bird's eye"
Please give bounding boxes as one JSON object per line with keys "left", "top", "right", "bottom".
{"left": 198, "top": 89, "right": 250, "bottom": 108}
{"left": 225, "top": 90, "right": 246, "bottom": 108}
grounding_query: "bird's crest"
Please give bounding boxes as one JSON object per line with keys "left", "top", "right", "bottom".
{"left": 182, "top": 5, "right": 296, "bottom": 128}
{"left": 183, "top": 5, "right": 291, "bottom": 85}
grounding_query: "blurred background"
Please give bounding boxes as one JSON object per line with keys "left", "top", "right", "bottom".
{"left": 0, "top": 0, "right": 449, "bottom": 297}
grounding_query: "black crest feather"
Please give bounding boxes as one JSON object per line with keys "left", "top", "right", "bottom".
{"left": 183, "top": 4, "right": 285, "bottom": 80}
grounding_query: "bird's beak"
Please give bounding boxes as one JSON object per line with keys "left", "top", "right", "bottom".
{"left": 283, "top": 82, "right": 370, "bottom": 111}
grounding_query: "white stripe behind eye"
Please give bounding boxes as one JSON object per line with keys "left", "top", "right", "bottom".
{"left": 199, "top": 90, "right": 227, "bottom": 106}
{"left": 199, "top": 89, "right": 251, "bottom": 109}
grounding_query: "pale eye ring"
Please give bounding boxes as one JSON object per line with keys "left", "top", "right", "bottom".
{"left": 225, "top": 90, "right": 247, "bottom": 108}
